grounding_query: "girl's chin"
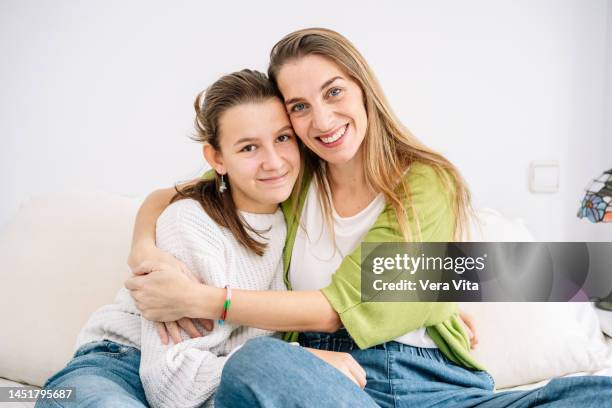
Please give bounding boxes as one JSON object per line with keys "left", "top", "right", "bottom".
{"left": 256, "top": 190, "right": 292, "bottom": 205}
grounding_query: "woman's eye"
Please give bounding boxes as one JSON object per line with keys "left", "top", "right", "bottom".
{"left": 240, "top": 145, "right": 256, "bottom": 152}
{"left": 277, "top": 134, "right": 291, "bottom": 143}
{"left": 328, "top": 87, "right": 342, "bottom": 97}
{"left": 291, "top": 103, "right": 306, "bottom": 113}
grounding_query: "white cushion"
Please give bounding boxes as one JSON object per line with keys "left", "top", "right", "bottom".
{"left": 494, "top": 335, "right": 612, "bottom": 392}
{"left": 0, "top": 192, "right": 141, "bottom": 387}
{"left": 467, "top": 208, "right": 535, "bottom": 242}
{"left": 595, "top": 307, "right": 612, "bottom": 337}
{"left": 0, "top": 378, "right": 37, "bottom": 408}
{"left": 462, "top": 209, "right": 609, "bottom": 389}
{"left": 462, "top": 302, "right": 609, "bottom": 389}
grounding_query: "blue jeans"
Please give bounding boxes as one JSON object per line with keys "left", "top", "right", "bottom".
{"left": 215, "top": 329, "right": 612, "bottom": 407}
{"left": 35, "top": 340, "right": 148, "bottom": 407}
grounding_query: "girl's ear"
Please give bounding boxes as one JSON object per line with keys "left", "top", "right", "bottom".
{"left": 203, "top": 143, "right": 225, "bottom": 175}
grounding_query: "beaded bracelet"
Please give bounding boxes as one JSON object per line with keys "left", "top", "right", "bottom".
{"left": 218, "top": 285, "right": 232, "bottom": 326}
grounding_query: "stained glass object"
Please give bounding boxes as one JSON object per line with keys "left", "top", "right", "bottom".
{"left": 577, "top": 169, "right": 612, "bottom": 223}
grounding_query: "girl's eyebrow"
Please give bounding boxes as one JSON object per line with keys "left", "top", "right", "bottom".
{"left": 234, "top": 126, "right": 292, "bottom": 146}
{"left": 284, "top": 76, "right": 344, "bottom": 106}
{"left": 233, "top": 137, "right": 258, "bottom": 146}
{"left": 276, "top": 125, "right": 293, "bottom": 133}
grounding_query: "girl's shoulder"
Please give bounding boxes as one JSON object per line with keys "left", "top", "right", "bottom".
{"left": 157, "top": 198, "right": 223, "bottom": 240}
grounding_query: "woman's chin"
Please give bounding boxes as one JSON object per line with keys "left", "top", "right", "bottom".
{"left": 321, "top": 151, "right": 359, "bottom": 166}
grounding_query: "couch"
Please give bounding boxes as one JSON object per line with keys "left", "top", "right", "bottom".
{"left": 1, "top": 192, "right": 611, "bottom": 407}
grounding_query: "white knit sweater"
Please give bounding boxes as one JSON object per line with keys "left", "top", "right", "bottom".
{"left": 76, "top": 199, "right": 286, "bottom": 408}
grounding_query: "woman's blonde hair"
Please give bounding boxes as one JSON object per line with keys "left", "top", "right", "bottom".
{"left": 268, "top": 28, "right": 472, "bottom": 241}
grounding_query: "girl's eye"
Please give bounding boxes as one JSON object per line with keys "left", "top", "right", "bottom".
{"left": 291, "top": 103, "right": 306, "bottom": 113}
{"left": 276, "top": 134, "right": 291, "bottom": 143}
{"left": 328, "top": 87, "right": 342, "bottom": 97}
{"left": 240, "top": 145, "right": 256, "bottom": 152}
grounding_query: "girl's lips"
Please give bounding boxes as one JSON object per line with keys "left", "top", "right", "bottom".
{"left": 316, "top": 124, "right": 348, "bottom": 148}
{"left": 258, "top": 172, "right": 289, "bottom": 185}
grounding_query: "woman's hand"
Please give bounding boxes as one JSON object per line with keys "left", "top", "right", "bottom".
{"left": 129, "top": 245, "right": 189, "bottom": 278}
{"left": 126, "top": 185, "right": 213, "bottom": 343}
{"left": 304, "top": 348, "right": 367, "bottom": 389}
{"left": 129, "top": 254, "right": 214, "bottom": 344}
{"left": 459, "top": 311, "right": 478, "bottom": 349}
{"left": 125, "top": 261, "right": 203, "bottom": 322}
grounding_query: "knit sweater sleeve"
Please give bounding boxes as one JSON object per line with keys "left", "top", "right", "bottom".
{"left": 139, "top": 199, "right": 234, "bottom": 408}
{"left": 320, "top": 163, "right": 460, "bottom": 349}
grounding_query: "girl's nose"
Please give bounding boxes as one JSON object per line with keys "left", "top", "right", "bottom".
{"left": 261, "top": 146, "right": 284, "bottom": 171}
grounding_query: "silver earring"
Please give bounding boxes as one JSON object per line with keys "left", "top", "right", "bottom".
{"left": 219, "top": 174, "right": 227, "bottom": 193}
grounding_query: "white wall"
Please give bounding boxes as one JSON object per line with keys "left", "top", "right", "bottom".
{"left": 1, "top": 0, "right": 610, "bottom": 241}
{"left": 603, "top": 0, "right": 612, "bottom": 240}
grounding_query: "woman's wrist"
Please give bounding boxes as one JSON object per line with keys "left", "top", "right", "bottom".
{"left": 187, "top": 284, "right": 226, "bottom": 320}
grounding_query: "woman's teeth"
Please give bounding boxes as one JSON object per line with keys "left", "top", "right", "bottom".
{"left": 319, "top": 125, "right": 347, "bottom": 144}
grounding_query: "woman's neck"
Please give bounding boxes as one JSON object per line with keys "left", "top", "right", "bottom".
{"left": 326, "top": 146, "right": 367, "bottom": 189}
{"left": 325, "top": 149, "right": 378, "bottom": 217}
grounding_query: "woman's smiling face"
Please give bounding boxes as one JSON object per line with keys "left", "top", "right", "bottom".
{"left": 276, "top": 54, "right": 368, "bottom": 166}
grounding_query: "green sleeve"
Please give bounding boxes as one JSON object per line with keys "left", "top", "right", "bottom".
{"left": 202, "top": 169, "right": 215, "bottom": 180}
{"left": 320, "top": 163, "right": 460, "bottom": 349}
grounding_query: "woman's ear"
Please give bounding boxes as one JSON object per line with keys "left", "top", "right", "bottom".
{"left": 203, "top": 143, "right": 225, "bottom": 175}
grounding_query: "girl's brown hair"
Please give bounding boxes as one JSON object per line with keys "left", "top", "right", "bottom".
{"left": 268, "top": 28, "right": 473, "bottom": 241}
{"left": 172, "top": 69, "right": 282, "bottom": 256}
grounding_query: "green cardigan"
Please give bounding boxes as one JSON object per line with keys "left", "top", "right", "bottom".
{"left": 279, "top": 163, "right": 485, "bottom": 371}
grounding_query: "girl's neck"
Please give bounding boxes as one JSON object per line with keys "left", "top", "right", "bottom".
{"left": 231, "top": 192, "right": 278, "bottom": 215}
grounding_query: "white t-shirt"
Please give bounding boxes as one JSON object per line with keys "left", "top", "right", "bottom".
{"left": 290, "top": 180, "right": 437, "bottom": 348}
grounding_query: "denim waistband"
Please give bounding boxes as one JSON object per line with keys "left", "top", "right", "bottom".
{"left": 75, "top": 340, "right": 139, "bottom": 358}
{"left": 298, "top": 329, "right": 448, "bottom": 363}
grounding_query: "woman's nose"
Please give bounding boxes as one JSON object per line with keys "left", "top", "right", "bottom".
{"left": 311, "top": 103, "right": 334, "bottom": 133}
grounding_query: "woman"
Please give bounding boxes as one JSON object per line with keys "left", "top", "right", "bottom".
{"left": 126, "top": 29, "right": 612, "bottom": 407}
{"left": 36, "top": 69, "right": 303, "bottom": 408}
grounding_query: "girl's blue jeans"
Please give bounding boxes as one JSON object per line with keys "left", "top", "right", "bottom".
{"left": 35, "top": 340, "right": 148, "bottom": 407}
{"left": 215, "top": 329, "right": 612, "bottom": 407}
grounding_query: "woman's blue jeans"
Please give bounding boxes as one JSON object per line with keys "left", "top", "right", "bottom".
{"left": 215, "top": 329, "right": 612, "bottom": 407}
{"left": 35, "top": 340, "right": 148, "bottom": 407}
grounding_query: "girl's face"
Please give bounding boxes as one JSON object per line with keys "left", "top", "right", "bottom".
{"left": 276, "top": 54, "right": 368, "bottom": 166}
{"left": 206, "top": 98, "right": 300, "bottom": 214}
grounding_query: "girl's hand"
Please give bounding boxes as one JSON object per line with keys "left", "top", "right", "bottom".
{"left": 304, "top": 348, "right": 367, "bottom": 389}
{"left": 125, "top": 261, "right": 202, "bottom": 322}
{"left": 459, "top": 311, "right": 479, "bottom": 349}
{"left": 155, "top": 317, "right": 215, "bottom": 345}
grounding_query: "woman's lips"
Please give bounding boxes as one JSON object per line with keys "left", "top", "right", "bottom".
{"left": 316, "top": 124, "right": 348, "bottom": 148}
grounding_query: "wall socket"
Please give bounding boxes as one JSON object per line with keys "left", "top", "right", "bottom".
{"left": 529, "top": 161, "right": 560, "bottom": 193}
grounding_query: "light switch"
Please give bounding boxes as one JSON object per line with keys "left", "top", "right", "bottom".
{"left": 529, "top": 161, "right": 559, "bottom": 193}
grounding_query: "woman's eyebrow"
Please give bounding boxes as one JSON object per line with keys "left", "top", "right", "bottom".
{"left": 284, "top": 76, "right": 344, "bottom": 106}
{"left": 284, "top": 96, "right": 303, "bottom": 107}
{"left": 319, "top": 76, "right": 343, "bottom": 91}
